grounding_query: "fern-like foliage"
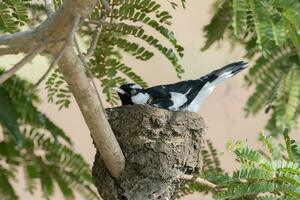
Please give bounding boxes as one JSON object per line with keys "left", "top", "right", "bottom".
{"left": 181, "top": 132, "right": 300, "bottom": 200}
{"left": 0, "top": 69, "right": 71, "bottom": 145}
{"left": 0, "top": 0, "right": 187, "bottom": 198}
{"left": 203, "top": 0, "right": 300, "bottom": 135}
{"left": 45, "top": 68, "right": 72, "bottom": 110}
{"left": 0, "top": 0, "right": 29, "bottom": 33}
{"left": 36, "top": 0, "right": 186, "bottom": 107}
{"left": 0, "top": 70, "right": 98, "bottom": 200}
{"left": 0, "top": 0, "right": 186, "bottom": 109}
{"left": 213, "top": 132, "right": 300, "bottom": 200}
{"left": 1, "top": 0, "right": 185, "bottom": 108}
{"left": 84, "top": 0, "right": 185, "bottom": 104}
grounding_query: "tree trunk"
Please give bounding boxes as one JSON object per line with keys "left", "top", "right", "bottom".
{"left": 92, "top": 105, "right": 205, "bottom": 200}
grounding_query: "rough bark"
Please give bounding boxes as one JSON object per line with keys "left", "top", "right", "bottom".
{"left": 93, "top": 105, "right": 205, "bottom": 200}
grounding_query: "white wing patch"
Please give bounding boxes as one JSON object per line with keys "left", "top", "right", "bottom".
{"left": 184, "top": 83, "right": 216, "bottom": 112}
{"left": 132, "top": 93, "right": 150, "bottom": 104}
{"left": 184, "top": 72, "right": 234, "bottom": 112}
{"left": 168, "top": 92, "right": 188, "bottom": 111}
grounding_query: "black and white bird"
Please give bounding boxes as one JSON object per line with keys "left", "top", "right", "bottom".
{"left": 113, "top": 61, "right": 247, "bottom": 112}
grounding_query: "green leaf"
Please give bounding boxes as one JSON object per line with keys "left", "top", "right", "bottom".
{"left": 259, "top": 133, "right": 282, "bottom": 160}
{"left": 5, "top": 0, "right": 28, "bottom": 23}
{"left": 232, "top": 168, "right": 273, "bottom": 180}
{"left": 52, "top": 166, "right": 74, "bottom": 200}
{"left": 234, "top": 147, "right": 261, "bottom": 166}
{"left": 202, "top": 1, "right": 232, "bottom": 50}
{"left": 0, "top": 2, "right": 17, "bottom": 33}
{"left": 40, "top": 168, "right": 54, "bottom": 198}
{"left": 0, "top": 69, "right": 72, "bottom": 145}
{"left": 0, "top": 168, "right": 18, "bottom": 200}
{"left": 249, "top": 0, "right": 274, "bottom": 56}
{"left": 0, "top": 88, "right": 23, "bottom": 146}
{"left": 232, "top": 0, "right": 248, "bottom": 37}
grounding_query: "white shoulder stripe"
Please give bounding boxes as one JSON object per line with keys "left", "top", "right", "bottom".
{"left": 168, "top": 92, "right": 188, "bottom": 111}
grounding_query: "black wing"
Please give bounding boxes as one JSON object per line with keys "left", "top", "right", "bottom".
{"left": 145, "top": 80, "right": 207, "bottom": 110}
{"left": 145, "top": 61, "right": 247, "bottom": 110}
{"left": 145, "top": 86, "right": 173, "bottom": 109}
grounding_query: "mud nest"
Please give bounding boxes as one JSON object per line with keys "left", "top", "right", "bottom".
{"left": 92, "top": 105, "right": 206, "bottom": 200}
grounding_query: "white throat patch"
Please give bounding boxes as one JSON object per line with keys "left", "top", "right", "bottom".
{"left": 131, "top": 93, "right": 150, "bottom": 105}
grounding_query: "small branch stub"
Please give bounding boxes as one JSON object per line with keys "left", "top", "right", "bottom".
{"left": 44, "top": 0, "right": 55, "bottom": 16}
{"left": 179, "top": 174, "right": 224, "bottom": 192}
{"left": 100, "top": 0, "right": 112, "bottom": 13}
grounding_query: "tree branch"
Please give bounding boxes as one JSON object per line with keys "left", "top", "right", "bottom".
{"left": 0, "top": 30, "right": 37, "bottom": 54}
{"left": 50, "top": 2, "right": 124, "bottom": 179}
{"left": 48, "top": 0, "right": 125, "bottom": 179}
{"left": 0, "top": 0, "right": 100, "bottom": 54}
{"left": 73, "top": 0, "right": 105, "bottom": 107}
{"left": 0, "top": 45, "right": 45, "bottom": 85}
{"left": 35, "top": 16, "right": 80, "bottom": 87}
{"left": 0, "top": 46, "right": 26, "bottom": 56}
{"left": 44, "top": 0, "right": 56, "bottom": 17}
{"left": 179, "top": 174, "right": 225, "bottom": 192}
{"left": 74, "top": 35, "right": 107, "bottom": 118}
{"left": 0, "top": 0, "right": 125, "bottom": 179}
{"left": 58, "top": 44, "right": 125, "bottom": 179}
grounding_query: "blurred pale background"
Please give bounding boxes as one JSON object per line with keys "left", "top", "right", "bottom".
{"left": 2, "top": 0, "right": 299, "bottom": 199}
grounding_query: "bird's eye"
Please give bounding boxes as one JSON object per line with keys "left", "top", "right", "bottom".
{"left": 131, "top": 90, "right": 137, "bottom": 95}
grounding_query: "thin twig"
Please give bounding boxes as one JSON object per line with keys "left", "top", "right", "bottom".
{"left": 85, "top": 0, "right": 110, "bottom": 61}
{"left": 179, "top": 174, "right": 225, "bottom": 192}
{"left": 0, "top": 45, "right": 45, "bottom": 85}
{"left": 74, "top": 1, "right": 110, "bottom": 114}
{"left": 67, "top": 16, "right": 81, "bottom": 42}
{"left": 34, "top": 46, "right": 65, "bottom": 87}
{"left": 84, "top": 19, "right": 106, "bottom": 26}
{"left": 100, "top": 0, "right": 112, "bottom": 13}
{"left": 85, "top": 24, "right": 103, "bottom": 60}
{"left": 73, "top": 36, "right": 105, "bottom": 114}
{"left": 85, "top": 19, "right": 142, "bottom": 30}
{"left": 34, "top": 15, "right": 80, "bottom": 87}
{"left": 44, "top": 0, "right": 55, "bottom": 16}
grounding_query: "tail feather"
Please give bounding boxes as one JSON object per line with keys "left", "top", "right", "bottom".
{"left": 214, "top": 61, "right": 248, "bottom": 76}
{"left": 179, "top": 61, "right": 247, "bottom": 112}
{"left": 201, "top": 61, "right": 248, "bottom": 85}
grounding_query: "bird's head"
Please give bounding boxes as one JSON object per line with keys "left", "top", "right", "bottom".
{"left": 113, "top": 83, "right": 149, "bottom": 105}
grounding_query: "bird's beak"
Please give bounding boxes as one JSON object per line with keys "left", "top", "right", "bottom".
{"left": 112, "top": 87, "right": 125, "bottom": 94}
